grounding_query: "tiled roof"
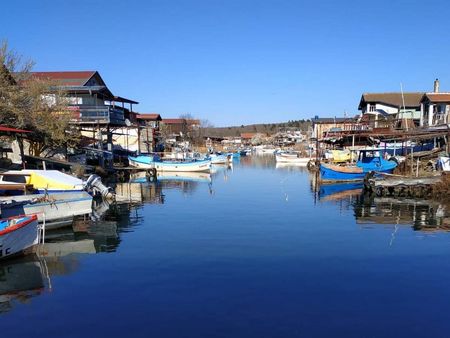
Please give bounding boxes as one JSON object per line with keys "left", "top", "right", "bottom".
{"left": 241, "top": 133, "right": 256, "bottom": 139}
{"left": 359, "top": 92, "right": 424, "bottom": 109}
{"left": 162, "top": 118, "right": 186, "bottom": 124}
{"left": 137, "top": 113, "right": 162, "bottom": 120}
{"left": 30, "top": 71, "right": 96, "bottom": 86}
{"left": 423, "top": 93, "right": 450, "bottom": 102}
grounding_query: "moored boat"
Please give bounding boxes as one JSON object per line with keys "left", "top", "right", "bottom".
{"left": 0, "top": 192, "right": 93, "bottom": 229}
{"left": 275, "top": 152, "right": 310, "bottom": 165}
{"left": 128, "top": 154, "right": 211, "bottom": 172}
{"left": 0, "top": 214, "right": 39, "bottom": 259}
{"left": 320, "top": 150, "right": 397, "bottom": 182}
{"left": 0, "top": 170, "right": 84, "bottom": 193}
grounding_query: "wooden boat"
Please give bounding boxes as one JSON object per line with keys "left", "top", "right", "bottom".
{"left": 0, "top": 215, "right": 39, "bottom": 259}
{"left": 128, "top": 155, "right": 211, "bottom": 172}
{"left": 275, "top": 152, "right": 310, "bottom": 165}
{"left": 0, "top": 192, "right": 93, "bottom": 229}
{"left": 320, "top": 150, "right": 397, "bottom": 182}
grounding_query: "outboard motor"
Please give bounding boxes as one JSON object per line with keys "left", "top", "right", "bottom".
{"left": 85, "top": 174, "right": 114, "bottom": 199}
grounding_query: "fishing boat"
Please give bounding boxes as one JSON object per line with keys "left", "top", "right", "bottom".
{"left": 320, "top": 150, "right": 397, "bottom": 182}
{"left": 128, "top": 154, "right": 211, "bottom": 172}
{"left": 208, "top": 154, "right": 228, "bottom": 164}
{"left": 0, "top": 214, "right": 39, "bottom": 259}
{"left": 0, "top": 192, "right": 93, "bottom": 229}
{"left": 275, "top": 152, "right": 310, "bottom": 165}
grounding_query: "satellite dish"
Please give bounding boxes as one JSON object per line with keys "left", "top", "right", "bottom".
{"left": 125, "top": 119, "right": 131, "bottom": 127}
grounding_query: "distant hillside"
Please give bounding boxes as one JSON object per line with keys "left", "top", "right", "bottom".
{"left": 203, "top": 120, "right": 311, "bottom": 138}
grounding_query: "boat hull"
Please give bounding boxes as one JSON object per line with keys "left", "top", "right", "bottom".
{"left": 129, "top": 156, "right": 211, "bottom": 172}
{"left": 0, "top": 192, "right": 93, "bottom": 229}
{"left": 320, "top": 164, "right": 394, "bottom": 182}
{"left": 275, "top": 154, "right": 310, "bottom": 164}
{"left": 0, "top": 215, "right": 39, "bottom": 259}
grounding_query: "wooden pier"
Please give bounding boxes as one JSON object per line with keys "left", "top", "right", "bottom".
{"left": 363, "top": 173, "right": 442, "bottom": 198}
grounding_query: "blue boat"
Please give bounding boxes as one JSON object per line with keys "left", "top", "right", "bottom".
{"left": 320, "top": 150, "right": 397, "bottom": 182}
{"left": 128, "top": 154, "right": 211, "bottom": 172}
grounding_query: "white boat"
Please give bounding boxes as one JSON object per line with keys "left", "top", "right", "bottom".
{"left": 0, "top": 215, "right": 40, "bottom": 259}
{"left": 275, "top": 152, "right": 310, "bottom": 165}
{"left": 438, "top": 156, "right": 450, "bottom": 171}
{"left": 0, "top": 192, "right": 93, "bottom": 229}
{"left": 128, "top": 155, "right": 211, "bottom": 172}
{"left": 208, "top": 154, "right": 228, "bottom": 164}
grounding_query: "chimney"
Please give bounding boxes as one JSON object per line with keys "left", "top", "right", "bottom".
{"left": 434, "top": 78, "right": 440, "bottom": 93}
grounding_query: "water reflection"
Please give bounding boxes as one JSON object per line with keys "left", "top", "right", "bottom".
{"left": 311, "top": 175, "right": 450, "bottom": 232}
{"left": 0, "top": 256, "right": 46, "bottom": 314}
{"left": 354, "top": 196, "right": 450, "bottom": 232}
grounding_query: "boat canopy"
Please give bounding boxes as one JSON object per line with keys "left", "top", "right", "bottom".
{"left": 3, "top": 170, "right": 84, "bottom": 191}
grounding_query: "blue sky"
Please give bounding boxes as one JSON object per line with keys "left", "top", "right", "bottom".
{"left": 1, "top": 0, "right": 449, "bottom": 126}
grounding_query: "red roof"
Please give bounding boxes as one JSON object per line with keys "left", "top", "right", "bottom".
{"left": 162, "top": 118, "right": 186, "bottom": 124}
{"left": 0, "top": 126, "right": 30, "bottom": 133}
{"left": 424, "top": 93, "right": 450, "bottom": 103}
{"left": 137, "top": 113, "right": 162, "bottom": 121}
{"left": 30, "top": 71, "right": 96, "bottom": 86}
{"left": 241, "top": 132, "right": 256, "bottom": 139}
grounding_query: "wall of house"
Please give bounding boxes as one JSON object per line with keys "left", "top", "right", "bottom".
{"left": 68, "top": 94, "right": 105, "bottom": 106}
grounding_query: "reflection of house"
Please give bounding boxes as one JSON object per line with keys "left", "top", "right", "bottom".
{"left": 420, "top": 80, "right": 450, "bottom": 127}
{"left": 358, "top": 92, "right": 423, "bottom": 128}
{"left": 311, "top": 117, "right": 359, "bottom": 139}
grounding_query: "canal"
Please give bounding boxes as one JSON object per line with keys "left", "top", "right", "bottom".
{"left": 2, "top": 155, "right": 450, "bottom": 337}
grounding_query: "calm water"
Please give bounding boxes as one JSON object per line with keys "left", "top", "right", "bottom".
{"left": 2, "top": 156, "right": 450, "bottom": 337}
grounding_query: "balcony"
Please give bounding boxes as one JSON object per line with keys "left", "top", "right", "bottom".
{"left": 69, "top": 105, "right": 126, "bottom": 125}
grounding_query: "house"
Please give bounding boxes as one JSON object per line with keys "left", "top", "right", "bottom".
{"left": 137, "top": 113, "right": 163, "bottom": 153}
{"left": 420, "top": 79, "right": 450, "bottom": 127}
{"left": 30, "top": 71, "right": 138, "bottom": 126}
{"left": 240, "top": 133, "right": 256, "bottom": 145}
{"left": 311, "top": 117, "right": 360, "bottom": 139}
{"left": 161, "top": 118, "right": 200, "bottom": 136}
{"left": 29, "top": 71, "right": 140, "bottom": 165}
{"left": 358, "top": 92, "right": 424, "bottom": 128}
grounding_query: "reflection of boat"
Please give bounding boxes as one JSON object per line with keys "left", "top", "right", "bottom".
{"left": 156, "top": 172, "right": 211, "bottom": 183}
{"left": 275, "top": 163, "right": 308, "bottom": 171}
{"left": 0, "top": 256, "right": 45, "bottom": 314}
{"left": 0, "top": 215, "right": 39, "bottom": 259}
{"left": 0, "top": 192, "right": 93, "bottom": 229}
{"left": 319, "top": 182, "right": 363, "bottom": 202}
{"left": 128, "top": 155, "right": 211, "bottom": 172}
{"left": 275, "top": 152, "right": 310, "bottom": 164}
{"left": 320, "top": 150, "right": 397, "bottom": 182}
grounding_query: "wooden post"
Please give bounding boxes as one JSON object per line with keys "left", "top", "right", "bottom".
{"left": 410, "top": 147, "right": 414, "bottom": 177}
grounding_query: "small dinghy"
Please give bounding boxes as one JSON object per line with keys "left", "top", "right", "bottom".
{"left": 0, "top": 214, "right": 39, "bottom": 259}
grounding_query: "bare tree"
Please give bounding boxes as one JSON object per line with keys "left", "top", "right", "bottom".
{"left": 0, "top": 40, "right": 80, "bottom": 156}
